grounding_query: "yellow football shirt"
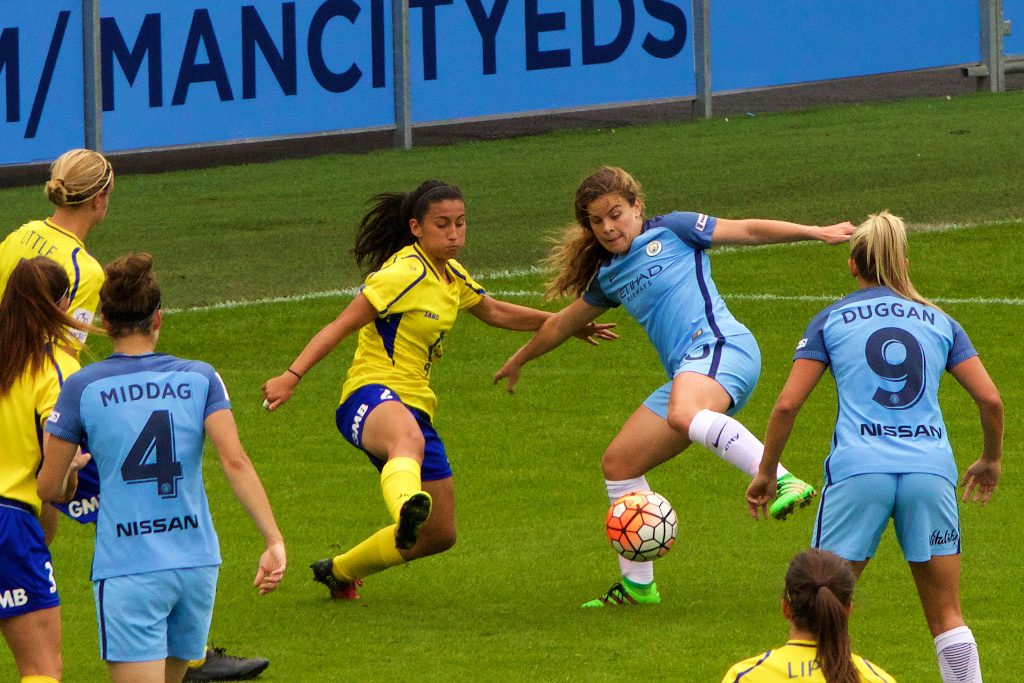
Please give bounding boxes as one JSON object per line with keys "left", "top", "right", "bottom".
{"left": 0, "top": 218, "right": 104, "bottom": 348}
{"left": 722, "top": 641, "right": 895, "bottom": 682}
{"left": 341, "top": 243, "right": 485, "bottom": 419}
{"left": 0, "top": 346, "right": 80, "bottom": 516}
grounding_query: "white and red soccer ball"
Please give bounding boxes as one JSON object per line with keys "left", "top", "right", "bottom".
{"left": 605, "top": 491, "right": 678, "bottom": 561}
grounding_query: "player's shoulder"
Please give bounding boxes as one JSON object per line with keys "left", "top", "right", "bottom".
{"left": 720, "top": 650, "right": 774, "bottom": 683}
{"left": 447, "top": 258, "right": 485, "bottom": 293}
{"left": 853, "top": 653, "right": 897, "bottom": 681}
{"left": 372, "top": 246, "right": 428, "bottom": 281}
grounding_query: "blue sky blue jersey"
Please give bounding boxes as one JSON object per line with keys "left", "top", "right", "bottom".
{"left": 45, "top": 353, "right": 229, "bottom": 580}
{"left": 583, "top": 211, "right": 752, "bottom": 376}
{"left": 795, "top": 287, "right": 977, "bottom": 485}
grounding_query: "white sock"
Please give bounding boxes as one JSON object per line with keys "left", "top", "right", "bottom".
{"left": 605, "top": 477, "right": 655, "bottom": 586}
{"left": 687, "top": 409, "right": 789, "bottom": 478}
{"left": 935, "top": 626, "right": 981, "bottom": 683}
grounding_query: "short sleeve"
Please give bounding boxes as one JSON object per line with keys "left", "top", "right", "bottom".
{"left": 649, "top": 211, "right": 716, "bottom": 250}
{"left": 361, "top": 256, "right": 427, "bottom": 315}
{"left": 45, "top": 374, "right": 86, "bottom": 445}
{"left": 794, "top": 308, "right": 831, "bottom": 364}
{"left": 202, "top": 365, "right": 232, "bottom": 418}
{"left": 945, "top": 316, "right": 978, "bottom": 371}
{"left": 582, "top": 270, "right": 618, "bottom": 308}
{"left": 448, "top": 259, "right": 486, "bottom": 310}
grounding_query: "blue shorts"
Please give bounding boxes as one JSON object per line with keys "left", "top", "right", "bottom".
{"left": 812, "top": 473, "right": 960, "bottom": 563}
{"left": 336, "top": 384, "right": 453, "bottom": 481}
{"left": 52, "top": 456, "right": 100, "bottom": 524}
{"left": 94, "top": 565, "right": 218, "bottom": 662}
{"left": 0, "top": 501, "right": 59, "bottom": 618}
{"left": 644, "top": 333, "right": 761, "bottom": 418}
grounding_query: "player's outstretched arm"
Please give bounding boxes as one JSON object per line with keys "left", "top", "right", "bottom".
{"left": 206, "top": 409, "right": 287, "bottom": 594}
{"left": 469, "top": 295, "right": 617, "bottom": 345}
{"left": 711, "top": 218, "right": 855, "bottom": 247}
{"left": 262, "top": 293, "right": 378, "bottom": 411}
{"left": 950, "top": 356, "right": 1004, "bottom": 504}
{"left": 493, "top": 298, "right": 607, "bottom": 394}
{"left": 747, "top": 359, "right": 827, "bottom": 520}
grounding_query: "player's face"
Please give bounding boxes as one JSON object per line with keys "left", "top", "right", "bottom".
{"left": 586, "top": 192, "right": 642, "bottom": 254}
{"left": 411, "top": 198, "right": 466, "bottom": 265}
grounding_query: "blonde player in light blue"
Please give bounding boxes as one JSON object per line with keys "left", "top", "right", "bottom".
{"left": 495, "top": 166, "right": 854, "bottom": 607}
{"left": 747, "top": 212, "right": 1003, "bottom": 683}
{"left": 39, "top": 253, "right": 285, "bottom": 683}
{"left": 262, "top": 180, "right": 615, "bottom": 600}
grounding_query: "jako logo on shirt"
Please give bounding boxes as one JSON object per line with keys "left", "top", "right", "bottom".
{"left": 646, "top": 241, "right": 663, "bottom": 257}
{"left": 695, "top": 214, "right": 710, "bottom": 231}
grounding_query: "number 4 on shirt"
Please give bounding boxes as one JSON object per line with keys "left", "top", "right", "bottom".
{"left": 121, "top": 409, "right": 182, "bottom": 498}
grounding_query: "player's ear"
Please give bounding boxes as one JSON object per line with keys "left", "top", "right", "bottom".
{"left": 781, "top": 597, "right": 793, "bottom": 620}
{"left": 409, "top": 218, "right": 424, "bottom": 239}
{"left": 847, "top": 258, "right": 859, "bottom": 278}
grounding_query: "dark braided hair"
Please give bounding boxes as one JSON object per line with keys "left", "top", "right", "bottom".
{"left": 353, "top": 180, "right": 463, "bottom": 274}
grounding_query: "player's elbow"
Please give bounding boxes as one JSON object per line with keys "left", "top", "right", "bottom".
{"left": 37, "top": 479, "right": 61, "bottom": 503}
{"left": 771, "top": 395, "right": 802, "bottom": 421}
{"left": 976, "top": 387, "right": 1003, "bottom": 418}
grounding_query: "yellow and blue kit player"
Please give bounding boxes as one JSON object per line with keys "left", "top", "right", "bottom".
{"left": 263, "top": 180, "right": 615, "bottom": 600}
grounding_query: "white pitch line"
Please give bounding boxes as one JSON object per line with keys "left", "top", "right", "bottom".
{"left": 164, "top": 220, "right": 1020, "bottom": 315}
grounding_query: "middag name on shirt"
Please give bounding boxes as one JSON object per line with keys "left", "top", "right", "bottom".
{"left": 100, "top": 381, "right": 193, "bottom": 407}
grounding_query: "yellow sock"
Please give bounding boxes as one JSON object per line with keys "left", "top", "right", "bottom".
{"left": 187, "top": 649, "right": 208, "bottom": 668}
{"left": 381, "top": 457, "right": 422, "bottom": 522}
{"left": 22, "top": 677, "right": 60, "bottom": 683}
{"left": 331, "top": 525, "right": 405, "bottom": 581}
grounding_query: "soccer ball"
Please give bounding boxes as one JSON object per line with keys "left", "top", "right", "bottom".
{"left": 605, "top": 491, "right": 678, "bottom": 561}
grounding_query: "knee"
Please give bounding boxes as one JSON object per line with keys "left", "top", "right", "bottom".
{"left": 665, "top": 408, "right": 695, "bottom": 437}
{"left": 410, "top": 530, "right": 456, "bottom": 559}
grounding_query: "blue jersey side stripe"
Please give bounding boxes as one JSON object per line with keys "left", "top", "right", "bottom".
{"left": 69, "top": 247, "right": 82, "bottom": 303}
{"left": 693, "top": 251, "right": 725, "bottom": 377}
{"left": 374, "top": 313, "right": 403, "bottom": 363}
{"left": 733, "top": 650, "right": 772, "bottom": 680}
{"left": 814, "top": 484, "right": 829, "bottom": 547}
{"left": 97, "top": 579, "right": 108, "bottom": 659}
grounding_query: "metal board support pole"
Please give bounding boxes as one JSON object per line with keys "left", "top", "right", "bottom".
{"left": 980, "top": 0, "right": 1007, "bottom": 92}
{"left": 392, "top": 0, "right": 411, "bottom": 149}
{"left": 692, "top": 0, "right": 711, "bottom": 119}
{"left": 82, "top": 0, "right": 102, "bottom": 150}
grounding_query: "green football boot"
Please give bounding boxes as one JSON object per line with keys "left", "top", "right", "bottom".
{"left": 770, "top": 473, "right": 817, "bottom": 521}
{"left": 582, "top": 580, "right": 660, "bottom": 607}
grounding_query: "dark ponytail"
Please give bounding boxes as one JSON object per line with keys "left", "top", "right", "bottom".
{"left": 0, "top": 258, "right": 88, "bottom": 395}
{"left": 353, "top": 180, "right": 462, "bottom": 273}
{"left": 784, "top": 549, "right": 858, "bottom": 683}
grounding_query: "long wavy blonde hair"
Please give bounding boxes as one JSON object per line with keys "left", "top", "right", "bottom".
{"left": 544, "top": 166, "right": 644, "bottom": 299}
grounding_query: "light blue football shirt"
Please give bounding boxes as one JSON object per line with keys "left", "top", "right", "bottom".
{"left": 583, "top": 211, "right": 752, "bottom": 377}
{"left": 795, "top": 287, "right": 977, "bottom": 485}
{"left": 45, "top": 353, "right": 228, "bottom": 580}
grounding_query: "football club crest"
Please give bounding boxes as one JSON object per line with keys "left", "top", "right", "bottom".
{"left": 646, "top": 240, "right": 663, "bottom": 257}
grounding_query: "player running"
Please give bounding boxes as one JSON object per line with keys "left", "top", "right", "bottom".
{"left": 262, "top": 180, "right": 615, "bottom": 600}
{"left": 494, "top": 166, "right": 853, "bottom": 607}
{"left": 746, "top": 211, "right": 1002, "bottom": 683}
{"left": 39, "top": 253, "right": 286, "bottom": 683}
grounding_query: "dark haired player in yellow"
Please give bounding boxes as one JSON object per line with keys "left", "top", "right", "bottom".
{"left": 263, "top": 180, "right": 615, "bottom": 599}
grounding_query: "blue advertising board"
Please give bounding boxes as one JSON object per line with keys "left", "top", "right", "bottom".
{"left": 0, "top": 1, "right": 998, "bottom": 166}
{"left": 0, "top": 1, "right": 85, "bottom": 164}
{"left": 1005, "top": 0, "right": 1024, "bottom": 56}
{"left": 712, "top": 0, "right": 980, "bottom": 92}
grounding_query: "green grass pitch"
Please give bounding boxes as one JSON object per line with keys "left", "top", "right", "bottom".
{"left": 1, "top": 90, "right": 1022, "bottom": 681}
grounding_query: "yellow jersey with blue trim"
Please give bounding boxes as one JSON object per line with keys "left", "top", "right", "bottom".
{"left": 722, "top": 641, "right": 895, "bottom": 682}
{"left": 0, "top": 219, "right": 104, "bottom": 349}
{"left": 340, "top": 243, "right": 485, "bottom": 420}
{"left": 0, "top": 345, "right": 80, "bottom": 516}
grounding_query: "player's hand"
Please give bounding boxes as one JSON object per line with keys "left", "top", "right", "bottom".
{"left": 70, "top": 450, "right": 92, "bottom": 473}
{"left": 960, "top": 458, "right": 1001, "bottom": 505}
{"left": 816, "top": 222, "right": 856, "bottom": 244}
{"left": 493, "top": 359, "right": 522, "bottom": 394}
{"left": 253, "top": 541, "right": 287, "bottom": 595}
{"left": 745, "top": 473, "right": 775, "bottom": 521}
{"left": 573, "top": 321, "right": 618, "bottom": 346}
{"left": 261, "top": 373, "right": 298, "bottom": 411}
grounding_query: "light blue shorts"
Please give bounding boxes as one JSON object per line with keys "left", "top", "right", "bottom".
{"left": 94, "top": 565, "right": 219, "bottom": 662}
{"left": 644, "top": 333, "right": 761, "bottom": 418}
{"left": 812, "top": 473, "right": 960, "bottom": 563}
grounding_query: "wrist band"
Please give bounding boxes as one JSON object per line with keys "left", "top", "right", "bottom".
{"left": 286, "top": 367, "right": 303, "bottom": 380}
